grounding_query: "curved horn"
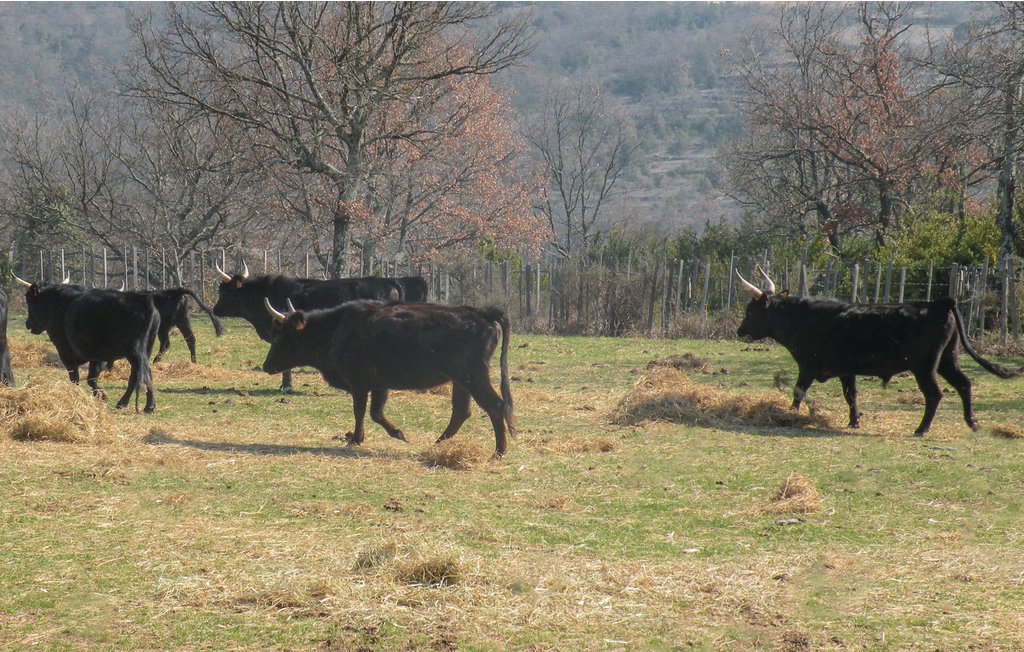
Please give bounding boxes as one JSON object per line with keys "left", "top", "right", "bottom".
{"left": 118, "top": 281, "right": 126, "bottom": 292}
{"left": 62, "top": 272, "right": 72, "bottom": 285}
{"left": 264, "top": 297, "right": 287, "bottom": 322}
{"left": 241, "top": 258, "right": 250, "bottom": 279}
{"left": 214, "top": 261, "right": 232, "bottom": 282}
{"left": 735, "top": 270, "right": 763, "bottom": 299}
{"left": 11, "top": 272, "right": 32, "bottom": 289}
{"left": 756, "top": 264, "right": 776, "bottom": 295}
{"left": 286, "top": 298, "right": 297, "bottom": 314}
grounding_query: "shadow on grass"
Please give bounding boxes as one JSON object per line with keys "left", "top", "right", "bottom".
{"left": 142, "top": 430, "right": 398, "bottom": 459}
{"left": 158, "top": 387, "right": 308, "bottom": 397}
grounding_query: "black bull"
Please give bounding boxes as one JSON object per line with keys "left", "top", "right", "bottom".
{"left": 17, "top": 279, "right": 159, "bottom": 411}
{"left": 735, "top": 271, "right": 1023, "bottom": 436}
{"left": 211, "top": 268, "right": 412, "bottom": 391}
{"left": 262, "top": 299, "right": 516, "bottom": 456}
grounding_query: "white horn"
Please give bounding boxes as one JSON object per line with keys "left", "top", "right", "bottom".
{"left": 756, "top": 264, "right": 776, "bottom": 295}
{"left": 264, "top": 297, "right": 287, "bottom": 322}
{"left": 736, "top": 270, "right": 763, "bottom": 299}
{"left": 286, "top": 298, "right": 297, "bottom": 314}
{"left": 214, "top": 261, "right": 232, "bottom": 282}
{"left": 11, "top": 272, "right": 32, "bottom": 289}
{"left": 62, "top": 272, "right": 72, "bottom": 285}
{"left": 119, "top": 281, "right": 126, "bottom": 292}
{"left": 241, "top": 259, "right": 250, "bottom": 279}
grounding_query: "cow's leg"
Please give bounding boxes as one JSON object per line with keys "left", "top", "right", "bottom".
{"left": 465, "top": 368, "right": 508, "bottom": 457}
{"left": 938, "top": 357, "right": 978, "bottom": 431}
{"left": 86, "top": 361, "right": 106, "bottom": 400}
{"left": 369, "top": 389, "right": 406, "bottom": 441}
{"left": 280, "top": 369, "right": 293, "bottom": 393}
{"left": 116, "top": 356, "right": 142, "bottom": 411}
{"left": 839, "top": 375, "right": 859, "bottom": 428}
{"left": 178, "top": 318, "right": 198, "bottom": 363}
{"left": 437, "top": 384, "right": 472, "bottom": 443}
{"left": 67, "top": 366, "right": 80, "bottom": 384}
{"left": 141, "top": 360, "right": 156, "bottom": 413}
{"left": 347, "top": 391, "right": 368, "bottom": 445}
{"left": 911, "top": 368, "right": 943, "bottom": 436}
{"left": 791, "top": 369, "right": 814, "bottom": 412}
{"left": 153, "top": 328, "right": 171, "bottom": 363}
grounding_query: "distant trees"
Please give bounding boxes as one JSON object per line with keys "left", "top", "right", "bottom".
{"left": 725, "top": 3, "right": 973, "bottom": 253}
{"left": 126, "top": 2, "right": 544, "bottom": 276}
{"left": 527, "top": 83, "right": 640, "bottom": 258}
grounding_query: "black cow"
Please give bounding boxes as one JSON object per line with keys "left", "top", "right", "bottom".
{"left": 735, "top": 268, "right": 1022, "bottom": 436}
{"left": 262, "top": 299, "right": 516, "bottom": 456}
{"left": 15, "top": 275, "right": 159, "bottom": 412}
{"left": 0, "top": 288, "right": 14, "bottom": 386}
{"left": 212, "top": 262, "right": 403, "bottom": 392}
{"left": 396, "top": 276, "right": 429, "bottom": 302}
{"left": 143, "top": 287, "right": 224, "bottom": 363}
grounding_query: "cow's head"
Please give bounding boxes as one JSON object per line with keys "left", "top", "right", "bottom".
{"left": 13, "top": 273, "right": 59, "bottom": 335}
{"left": 262, "top": 297, "right": 308, "bottom": 374}
{"left": 736, "top": 266, "right": 778, "bottom": 341}
{"left": 212, "top": 260, "right": 250, "bottom": 317}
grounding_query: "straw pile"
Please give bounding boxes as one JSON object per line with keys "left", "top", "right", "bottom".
{"left": 612, "top": 367, "right": 830, "bottom": 429}
{"left": 646, "top": 353, "right": 711, "bottom": 373}
{"left": 765, "top": 473, "right": 822, "bottom": 514}
{"left": 0, "top": 380, "right": 111, "bottom": 443}
{"left": 991, "top": 423, "right": 1024, "bottom": 439}
{"left": 419, "top": 438, "right": 491, "bottom": 470}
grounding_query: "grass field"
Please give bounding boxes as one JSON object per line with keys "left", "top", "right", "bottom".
{"left": 3, "top": 310, "right": 1024, "bottom": 650}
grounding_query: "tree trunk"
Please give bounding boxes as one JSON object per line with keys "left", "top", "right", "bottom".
{"left": 329, "top": 203, "right": 353, "bottom": 279}
{"left": 997, "top": 73, "right": 1024, "bottom": 258}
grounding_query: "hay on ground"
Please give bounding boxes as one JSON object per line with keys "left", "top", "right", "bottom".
{"left": 9, "top": 339, "right": 63, "bottom": 369}
{"left": 396, "top": 557, "right": 461, "bottom": 586}
{"left": 991, "top": 423, "right": 1024, "bottom": 439}
{"left": 647, "top": 353, "right": 711, "bottom": 373}
{"left": 0, "top": 381, "right": 111, "bottom": 443}
{"left": 765, "top": 473, "right": 822, "bottom": 514}
{"left": 612, "top": 367, "right": 831, "bottom": 430}
{"left": 419, "top": 438, "right": 490, "bottom": 470}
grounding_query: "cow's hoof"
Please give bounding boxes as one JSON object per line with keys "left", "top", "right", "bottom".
{"left": 913, "top": 431, "right": 926, "bottom": 438}
{"left": 390, "top": 431, "right": 408, "bottom": 442}
{"left": 115, "top": 402, "right": 127, "bottom": 410}
{"left": 848, "top": 422, "right": 860, "bottom": 429}
{"left": 280, "top": 386, "right": 293, "bottom": 394}
{"left": 144, "top": 405, "right": 156, "bottom": 414}
{"left": 968, "top": 420, "right": 980, "bottom": 431}
{"left": 343, "top": 431, "right": 363, "bottom": 445}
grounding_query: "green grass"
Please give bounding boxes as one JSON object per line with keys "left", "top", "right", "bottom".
{"left": 3, "top": 311, "right": 1024, "bottom": 649}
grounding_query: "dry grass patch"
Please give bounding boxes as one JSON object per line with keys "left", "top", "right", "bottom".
{"left": 991, "top": 423, "right": 1024, "bottom": 439}
{"left": 525, "top": 432, "right": 620, "bottom": 455}
{"left": 420, "top": 438, "right": 490, "bottom": 470}
{"left": 0, "top": 381, "right": 112, "bottom": 443}
{"left": 765, "top": 473, "right": 822, "bottom": 515}
{"left": 647, "top": 352, "right": 711, "bottom": 373}
{"left": 612, "top": 367, "right": 831, "bottom": 430}
{"left": 354, "top": 542, "right": 399, "bottom": 571}
{"left": 8, "top": 339, "right": 62, "bottom": 369}
{"left": 396, "top": 557, "right": 461, "bottom": 587}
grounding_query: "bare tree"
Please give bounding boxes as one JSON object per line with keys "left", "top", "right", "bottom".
{"left": 126, "top": 2, "right": 534, "bottom": 277}
{"left": 527, "top": 83, "right": 639, "bottom": 258}
{"left": 927, "top": 2, "right": 1024, "bottom": 256}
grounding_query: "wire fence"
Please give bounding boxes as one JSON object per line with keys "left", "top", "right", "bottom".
{"left": 8, "top": 244, "right": 1023, "bottom": 343}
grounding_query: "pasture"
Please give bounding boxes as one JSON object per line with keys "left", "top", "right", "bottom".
{"left": 2, "top": 312, "right": 1024, "bottom": 650}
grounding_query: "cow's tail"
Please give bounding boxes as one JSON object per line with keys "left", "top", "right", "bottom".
{"left": 182, "top": 288, "right": 225, "bottom": 336}
{"left": 948, "top": 297, "right": 1023, "bottom": 379}
{"left": 484, "top": 307, "right": 516, "bottom": 435}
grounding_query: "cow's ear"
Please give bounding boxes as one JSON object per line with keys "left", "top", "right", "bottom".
{"left": 293, "top": 314, "right": 306, "bottom": 331}
{"left": 234, "top": 279, "right": 243, "bottom": 289}
{"left": 778, "top": 290, "right": 789, "bottom": 298}
{"left": 30, "top": 287, "right": 39, "bottom": 297}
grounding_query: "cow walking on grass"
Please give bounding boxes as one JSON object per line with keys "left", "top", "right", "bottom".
{"left": 212, "top": 262, "right": 408, "bottom": 392}
{"left": 262, "top": 298, "right": 516, "bottom": 457}
{"left": 15, "top": 274, "right": 159, "bottom": 412}
{"left": 125, "top": 286, "right": 224, "bottom": 363}
{"left": 736, "top": 268, "right": 1023, "bottom": 436}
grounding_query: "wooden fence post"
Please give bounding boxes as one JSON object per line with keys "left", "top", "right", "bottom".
{"left": 851, "top": 263, "right": 860, "bottom": 303}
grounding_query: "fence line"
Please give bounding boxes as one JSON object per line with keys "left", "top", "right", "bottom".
{"left": 8, "top": 243, "right": 1024, "bottom": 341}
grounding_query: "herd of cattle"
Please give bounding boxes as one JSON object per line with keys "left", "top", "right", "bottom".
{"left": 0, "top": 262, "right": 1020, "bottom": 456}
